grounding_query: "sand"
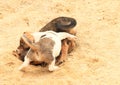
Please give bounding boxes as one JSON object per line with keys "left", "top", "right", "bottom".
{"left": 0, "top": 0, "right": 120, "bottom": 85}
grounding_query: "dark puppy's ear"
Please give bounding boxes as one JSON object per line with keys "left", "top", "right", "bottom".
{"left": 55, "top": 17, "right": 77, "bottom": 30}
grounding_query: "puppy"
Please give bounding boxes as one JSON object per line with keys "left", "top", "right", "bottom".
{"left": 19, "top": 31, "right": 76, "bottom": 71}
{"left": 13, "top": 16, "right": 77, "bottom": 65}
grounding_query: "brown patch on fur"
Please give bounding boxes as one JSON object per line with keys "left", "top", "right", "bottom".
{"left": 27, "top": 38, "right": 55, "bottom": 65}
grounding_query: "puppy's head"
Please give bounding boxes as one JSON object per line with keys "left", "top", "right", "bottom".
{"left": 13, "top": 32, "right": 34, "bottom": 61}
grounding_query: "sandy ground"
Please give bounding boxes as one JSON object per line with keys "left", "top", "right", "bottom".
{"left": 0, "top": 0, "right": 120, "bottom": 85}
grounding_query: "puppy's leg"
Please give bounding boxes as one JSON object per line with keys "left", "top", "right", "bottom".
{"left": 56, "top": 39, "right": 69, "bottom": 65}
{"left": 19, "top": 56, "right": 30, "bottom": 71}
{"left": 49, "top": 57, "right": 59, "bottom": 71}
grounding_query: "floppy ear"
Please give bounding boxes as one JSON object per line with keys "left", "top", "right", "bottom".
{"left": 21, "top": 33, "right": 38, "bottom": 51}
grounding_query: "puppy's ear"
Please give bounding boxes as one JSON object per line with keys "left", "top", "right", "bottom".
{"left": 21, "top": 34, "right": 38, "bottom": 51}
{"left": 23, "top": 32, "right": 35, "bottom": 42}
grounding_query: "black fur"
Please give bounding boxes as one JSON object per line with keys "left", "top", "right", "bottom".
{"left": 39, "top": 17, "right": 77, "bottom": 32}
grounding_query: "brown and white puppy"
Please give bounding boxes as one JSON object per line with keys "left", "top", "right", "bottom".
{"left": 19, "top": 31, "right": 76, "bottom": 71}
{"left": 13, "top": 16, "right": 77, "bottom": 65}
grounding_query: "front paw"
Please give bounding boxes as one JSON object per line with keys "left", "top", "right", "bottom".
{"left": 49, "top": 66, "right": 59, "bottom": 72}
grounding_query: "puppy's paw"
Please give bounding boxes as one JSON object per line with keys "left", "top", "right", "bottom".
{"left": 18, "top": 66, "right": 26, "bottom": 72}
{"left": 49, "top": 66, "right": 59, "bottom": 72}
